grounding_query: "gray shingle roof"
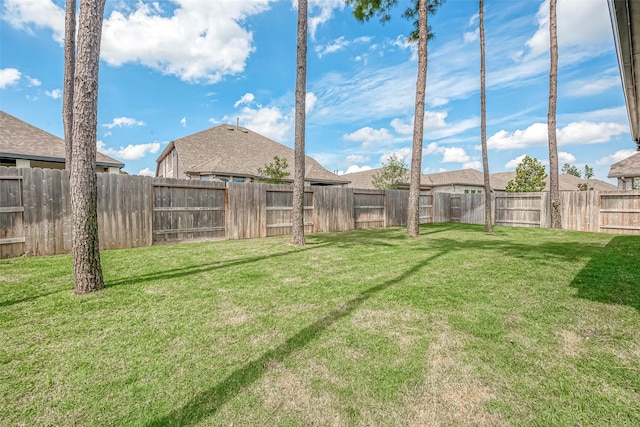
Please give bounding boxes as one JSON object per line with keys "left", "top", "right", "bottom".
{"left": 608, "top": 151, "right": 640, "bottom": 178}
{"left": 160, "top": 124, "right": 348, "bottom": 184}
{"left": 342, "top": 167, "right": 616, "bottom": 191}
{"left": 0, "top": 110, "right": 124, "bottom": 168}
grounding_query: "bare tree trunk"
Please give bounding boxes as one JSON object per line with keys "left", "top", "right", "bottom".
{"left": 548, "top": 0, "right": 561, "bottom": 228}
{"left": 63, "top": 0, "right": 76, "bottom": 169}
{"left": 407, "top": 0, "right": 428, "bottom": 237}
{"left": 480, "top": 0, "right": 492, "bottom": 233}
{"left": 71, "top": 0, "right": 106, "bottom": 294}
{"left": 291, "top": 0, "right": 307, "bottom": 246}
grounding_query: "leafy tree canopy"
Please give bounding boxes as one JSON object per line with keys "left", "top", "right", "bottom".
{"left": 506, "top": 155, "right": 547, "bottom": 192}
{"left": 345, "top": 0, "right": 445, "bottom": 41}
{"left": 372, "top": 154, "right": 409, "bottom": 189}
{"left": 561, "top": 163, "right": 581, "bottom": 177}
{"left": 583, "top": 165, "right": 594, "bottom": 180}
{"left": 258, "top": 156, "right": 290, "bottom": 184}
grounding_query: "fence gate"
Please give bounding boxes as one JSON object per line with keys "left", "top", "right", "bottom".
{"left": 265, "top": 189, "right": 314, "bottom": 237}
{"left": 0, "top": 174, "right": 25, "bottom": 258}
{"left": 495, "top": 194, "right": 543, "bottom": 227}
{"left": 419, "top": 192, "right": 433, "bottom": 223}
{"left": 599, "top": 192, "right": 640, "bottom": 234}
{"left": 354, "top": 190, "right": 385, "bottom": 229}
{"left": 152, "top": 182, "right": 226, "bottom": 244}
{"left": 450, "top": 195, "right": 462, "bottom": 223}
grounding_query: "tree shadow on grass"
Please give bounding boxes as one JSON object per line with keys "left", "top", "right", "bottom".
{"left": 106, "top": 242, "right": 330, "bottom": 289}
{"left": 143, "top": 251, "right": 444, "bottom": 427}
{"left": 570, "top": 235, "right": 640, "bottom": 312}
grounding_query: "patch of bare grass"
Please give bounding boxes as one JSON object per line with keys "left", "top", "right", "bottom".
{"left": 402, "top": 322, "right": 503, "bottom": 426}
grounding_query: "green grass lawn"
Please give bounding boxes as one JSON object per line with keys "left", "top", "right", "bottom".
{"left": 1, "top": 223, "right": 639, "bottom": 426}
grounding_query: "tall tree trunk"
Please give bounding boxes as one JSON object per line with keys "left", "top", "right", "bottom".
{"left": 480, "top": 0, "right": 492, "bottom": 233}
{"left": 407, "top": 0, "right": 428, "bottom": 237}
{"left": 63, "top": 0, "right": 76, "bottom": 170}
{"left": 548, "top": 0, "right": 561, "bottom": 228}
{"left": 291, "top": 0, "right": 307, "bottom": 246}
{"left": 71, "top": 0, "right": 106, "bottom": 294}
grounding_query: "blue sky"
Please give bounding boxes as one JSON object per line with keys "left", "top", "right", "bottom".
{"left": 0, "top": 0, "right": 637, "bottom": 181}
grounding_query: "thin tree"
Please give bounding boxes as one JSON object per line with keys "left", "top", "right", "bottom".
{"left": 291, "top": 0, "right": 307, "bottom": 246}
{"left": 479, "top": 0, "right": 491, "bottom": 233}
{"left": 70, "top": 0, "right": 107, "bottom": 294}
{"left": 63, "top": 0, "right": 76, "bottom": 169}
{"left": 346, "top": 0, "right": 445, "bottom": 236}
{"left": 548, "top": 0, "right": 561, "bottom": 228}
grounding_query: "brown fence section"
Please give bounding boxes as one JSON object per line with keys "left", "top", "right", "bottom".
{"left": 0, "top": 169, "right": 25, "bottom": 258}
{"left": 495, "top": 193, "right": 547, "bottom": 228}
{"left": 599, "top": 192, "right": 640, "bottom": 234}
{"left": 354, "top": 190, "right": 385, "bottom": 229}
{"left": 152, "top": 179, "right": 226, "bottom": 244}
{"left": 1, "top": 166, "right": 640, "bottom": 259}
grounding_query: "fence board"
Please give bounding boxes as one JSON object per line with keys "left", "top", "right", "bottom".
{"left": 386, "top": 189, "right": 408, "bottom": 227}
{"left": 495, "top": 193, "right": 544, "bottom": 227}
{"left": 313, "top": 186, "right": 354, "bottom": 232}
{"left": 0, "top": 168, "right": 25, "bottom": 258}
{"left": 353, "top": 190, "right": 385, "bottom": 229}
{"left": 419, "top": 192, "right": 433, "bottom": 224}
{"left": 227, "top": 182, "right": 267, "bottom": 239}
{"left": 265, "top": 188, "right": 313, "bottom": 237}
{"left": 599, "top": 191, "right": 640, "bottom": 234}
{"left": 152, "top": 179, "right": 226, "bottom": 244}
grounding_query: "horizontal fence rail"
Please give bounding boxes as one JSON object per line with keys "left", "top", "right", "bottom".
{"left": 1, "top": 166, "right": 639, "bottom": 259}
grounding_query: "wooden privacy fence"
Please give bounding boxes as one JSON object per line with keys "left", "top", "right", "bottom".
{"left": 0, "top": 167, "right": 434, "bottom": 258}
{"left": 2, "top": 165, "right": 640, "bottom": 259}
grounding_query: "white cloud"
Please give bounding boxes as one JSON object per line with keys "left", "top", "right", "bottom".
{"left": 316, "top": 36, "right": 349, "bottom": 58}
{"left": 346, "top": 154, "right": 369, "bottom": 163}
{"left": 487, "top": 121, "right": 629, "bottom": 150}
{"left": 390, "top": 118, "right": 413, "bottom": 135}
{"left": 307, "top": 0, "right": 344, "bottom": 40}
{"left": 229, "top": 105, "right": 291, "bottom": 142}
{"left": 442, "top": 147, "right": 470, "bottom": 163}
{"left": 234, "top": 93, "right": 255, "bottom": 108}
{"left": 99, "top": 1, "right": 273, "bottom": 83}
{"left": 464, "top": 28, "right": 479, "bottom": 43}
{"left": 180, "top": 117, "right": 187, "bottom": 127}
{"left": 423, "top": 142, "right": 474, "bottom": 165}
{"left": 342, "top": 164, "right": 372, "bottom": 175}
{"left": 25, "top": 76, "right": 41, "bottom": 87}
{"left": 430, "top": 97, "right": 449, "bottom": 107}
{"left": 306, "top": 92, "right": 317, "bottom": 114}
{"left": 565, "top": 76, "right": 620, "bottom": 97}
{"left": 138, "top": 167, "right": 156, "bottom": 177}
{"left": 1, "top": 0, "right": 65, "bottom": 42}
{"left": 45, "top": 89, "right": 62, "bottom": 99}
{"left": 596, "top": 149, "right": 638, "bottom": 166}
{"left": 98, "top": 141, "right": 161, "bottom": 160}
{"left": 343, "top": 127, "right": 393, "bottom": 147}
{"left": 102, "top": 117, "right": 145, "bottom": 129}
{"left": 526, "top": 0, "right": 612, "bottom": 58}
{"left": 558, "top": 151, "right": 575, "bottom": 164}
{"left": 505, "top": 154, "right": 527, "bottom": 169}
{"left": 0, "top": 68, "right": 21, "bottom": 89}
{"left": 463, "top": 160, "right": 482, "bottom": 169}
{"left": 381, "top": 147, "right": 411, "bottom": 164}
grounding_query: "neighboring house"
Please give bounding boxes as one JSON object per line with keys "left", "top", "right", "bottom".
{"left": 608, "top": 151, "right": 640, "bottom": 190}
{"left": 342, "top": 167, "right": 429, "bottom": 190}
{"left": 0, "top": 110, "right": 124, "bottom": 173}
{"left": 344, "top": 166, "right": 616, "bottom": 192}
{"left": 493, "top": 171, "right": 617, "bottom": 192}
{"left": 423, "top": 168, "right": 487, "bottom": 193}
{"left": 156, "top": 123, "right": 349, "bottom": 186}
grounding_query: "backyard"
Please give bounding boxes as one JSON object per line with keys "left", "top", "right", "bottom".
{"left": 1, "top": 223, "right": 639, "bottom": 426}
